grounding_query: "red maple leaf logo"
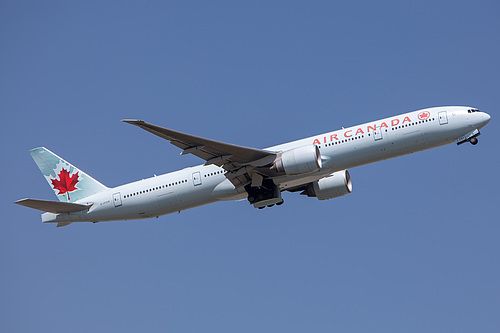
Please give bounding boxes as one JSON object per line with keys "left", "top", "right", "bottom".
{"left": 418, "top": 111, "right": 430, "bottom": 120}
{"left": 51, "top": 169, "right": 79, "bottom": 201}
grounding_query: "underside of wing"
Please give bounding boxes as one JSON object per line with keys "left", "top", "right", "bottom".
{"left": 14, "top": 198, "right": 92, "bottom": 214}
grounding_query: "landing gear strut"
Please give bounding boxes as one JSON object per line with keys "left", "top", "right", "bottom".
{"left": 457, "top": 129, "right": 481, "bottom": 146}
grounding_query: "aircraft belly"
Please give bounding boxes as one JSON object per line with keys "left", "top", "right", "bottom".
{"left": 326, "top": 140, "right": 404, "bottom": 171}
{"left": 153, "top": 191, "right": 180, "bottom": 215}
{"left": 402, "top": 130, "right": 428, "bottom": 153}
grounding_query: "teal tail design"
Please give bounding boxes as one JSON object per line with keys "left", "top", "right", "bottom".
{"left": 29, "top": 147, "right": 108, "bottom": 203}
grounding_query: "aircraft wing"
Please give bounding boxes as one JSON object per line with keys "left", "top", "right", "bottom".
{"left": 122, "top": 120, "right": 276, "bottom": 169}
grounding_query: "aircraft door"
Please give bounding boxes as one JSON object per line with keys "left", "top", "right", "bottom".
{"left": 113, "top": 192, "right": 122, "bottom": 207}
{"left": 438, "top": 111, "right": 448, "bottom": 125}
{"left": 193, "top": 171, "right": 202, "bottom": 186}
{"left": 373, "top": 128, "right": 383, "bottom": 141}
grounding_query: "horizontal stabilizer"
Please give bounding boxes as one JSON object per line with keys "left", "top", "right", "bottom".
{"left": 14, "top": 198, "right": 92, "bottom": 214}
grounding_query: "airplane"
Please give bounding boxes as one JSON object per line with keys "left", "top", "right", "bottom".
{"left": 15, "top": 106, "right": 491, "bottom": 227}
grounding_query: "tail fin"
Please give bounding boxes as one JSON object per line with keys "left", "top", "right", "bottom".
{"left": 30, "top": 147, "right": 108, "bottom": 203}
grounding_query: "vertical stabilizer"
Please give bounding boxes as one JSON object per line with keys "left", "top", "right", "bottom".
{"left": 30, "top": 147, "right": 108, "bottom": 203}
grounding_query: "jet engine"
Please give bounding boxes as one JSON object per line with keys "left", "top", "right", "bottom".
{"left": 273, "top": 145, "right": 322, "bottom": 175}
{"left": 302, "top": 170, "right": 352, "bottom": 200}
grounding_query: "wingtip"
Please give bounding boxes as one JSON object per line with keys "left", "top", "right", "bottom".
{"left": 14, "top": 198, "right": 28, "bottom": 205}
{"left": 121, "top": 119, "right": 145, "bottom": 124}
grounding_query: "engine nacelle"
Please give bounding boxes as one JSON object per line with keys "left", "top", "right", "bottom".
{"left": 303, "top": 170, "right": 352, "bottom": 200}
{"left": 273, "top": 145, "right": 322, "bottom": 175}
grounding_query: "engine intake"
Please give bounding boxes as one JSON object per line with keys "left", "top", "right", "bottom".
{"left": 273, "top": 145, "right": 322, "bottom": 175}
{"left": 302, "top": 170, "right": 352, "bottom": 200}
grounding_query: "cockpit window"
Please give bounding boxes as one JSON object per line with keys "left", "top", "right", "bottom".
{"left": 468, "top": 109, "right": 480, "bottom": 113}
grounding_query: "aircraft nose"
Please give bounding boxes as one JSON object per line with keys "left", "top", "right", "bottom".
{"left": 482, "top": 112, "right": 491, "bottom": 125}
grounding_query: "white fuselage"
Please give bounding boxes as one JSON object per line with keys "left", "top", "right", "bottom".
{"left": 42, "top": 106, "right": 490, "bottom": 224}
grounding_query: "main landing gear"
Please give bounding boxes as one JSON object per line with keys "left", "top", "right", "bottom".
{"left": 256, "top": 200, "right": 284, "bottom": 209}
{"left": 245, "top": 179, "right": 284, "bottom": 209}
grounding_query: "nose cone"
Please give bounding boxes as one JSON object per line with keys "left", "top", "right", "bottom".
{"left": 483, "top": 112, "right": 491, "bottom": 126}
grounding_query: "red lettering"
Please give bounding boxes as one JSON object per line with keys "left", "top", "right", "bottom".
{"left": 367, "top": 124, "right": 377, "bottom": 132}
{"left": 391, "top": 119, "right": 399, "bottom": 126}
{"left": 380, "top": 122, "right": 388, "bottom": 128}
{"left": 313, "top": 139, "right": 321, "bottom": 145}
{"left": 330, "top": 134, "right": 338, "bottom": 141}
{"left": 324, "top": 136, "right": 327, "bottom": 143}
{"left": 355, "top": 128, "right": 364, "bottom": 135}
{"left": 402, "top": 116, "right": 411, "bottom": 124}
{"left": 344, "top": 130, "right": 352, "bottom": 138}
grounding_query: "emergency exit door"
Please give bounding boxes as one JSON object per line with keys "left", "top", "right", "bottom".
{"left": 113, "top": 192, "right": 122, "bottom": 207}
{"left": 373, "top": 128, "right": 383, "bottom": 141}
{"left": 438, "top": 111, "right": 448, "bottom": 125}
{"left": 192, "top": 171, "right": 202, "bottom": 186}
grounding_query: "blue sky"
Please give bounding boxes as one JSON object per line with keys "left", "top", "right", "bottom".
{"left": 1, "top": 1, "right": 499, "bottom": 332}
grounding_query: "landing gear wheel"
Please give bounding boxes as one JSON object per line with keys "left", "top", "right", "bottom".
{"left": 276, "top": 200, "right": 284, "bottom": 206}
{"left": 258, "top": 206, "right": 265, "bottom": 209}
{"left": 469, "top": 137, "right": 478, "bottom": 145}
